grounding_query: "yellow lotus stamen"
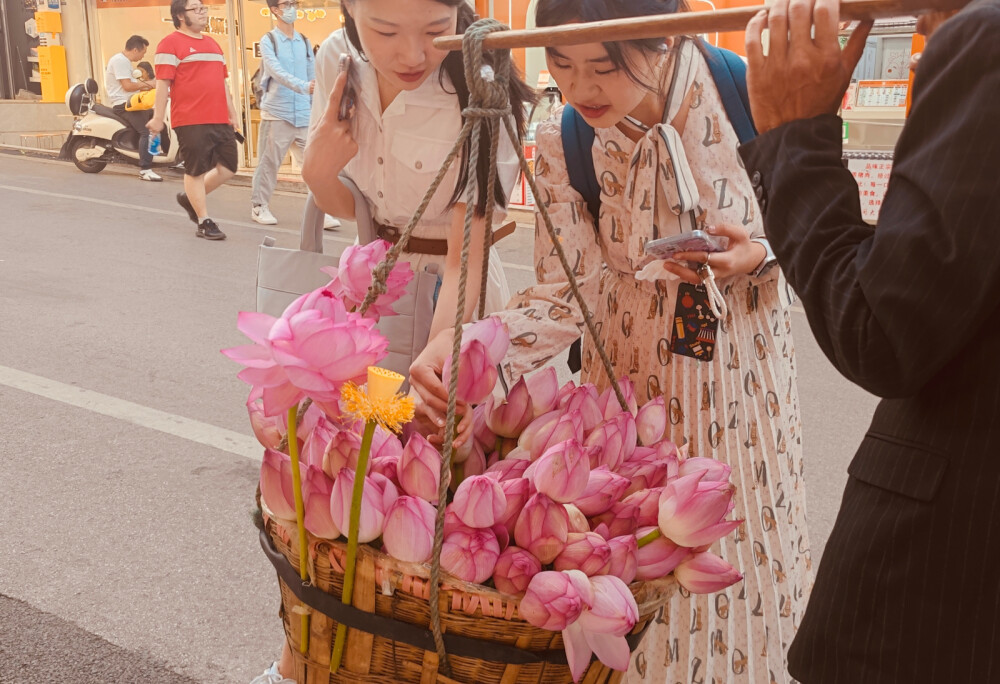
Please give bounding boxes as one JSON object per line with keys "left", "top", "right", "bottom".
{"left": 340, "top": 379, "right": 415, "bottom": 434}
{"left": 366, "top": 366, "right": 405, "bottom": 401}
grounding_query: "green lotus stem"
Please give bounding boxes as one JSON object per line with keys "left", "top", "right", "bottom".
{"left": 330, "top": 418, "right": 377, "bottom": 673}
{"left": 287, "top": 404, "right": 310, "bottom": 653}
{"left": 636, "top": 527, "right": 662, "bottom": 548}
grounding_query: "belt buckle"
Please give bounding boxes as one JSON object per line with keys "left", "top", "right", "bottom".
{"left": 380, "top": 224, "right": 400, "bottom": 242}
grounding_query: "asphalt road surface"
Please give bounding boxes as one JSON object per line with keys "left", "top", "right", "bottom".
{"left": 0, "top": 152, "right": 878, "bottom": 683}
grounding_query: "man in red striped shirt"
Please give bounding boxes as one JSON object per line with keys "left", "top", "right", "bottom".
{"left": 148, "top": 0, "right": 240, "bottom": 241}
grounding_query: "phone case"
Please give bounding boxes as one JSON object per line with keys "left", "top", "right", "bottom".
{"left": 645, "top": 232, "right": 728, "bottom": 260}
{"left": 337, "top": 54, "right": 358, "bottom": 121}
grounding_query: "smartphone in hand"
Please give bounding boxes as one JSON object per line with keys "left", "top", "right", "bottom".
{"left": 337, "top": 54, "right": 357, "bottom": 121}
{"left": 645, "top": 230, "right": 729, "bottom": 260}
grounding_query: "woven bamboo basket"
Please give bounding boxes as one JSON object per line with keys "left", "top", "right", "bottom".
{"left": 261, "top": 512, "right": 676, "bottom": 684}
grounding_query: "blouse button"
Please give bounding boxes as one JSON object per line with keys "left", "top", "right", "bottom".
{"left": 377, "top": 157, "right": 383, "bottom": 165}
{"left": 378, "top": 191, "right": 384, "bottom": 198}
{"left": 415, "top": 161, "right": 423, "bottom": 170}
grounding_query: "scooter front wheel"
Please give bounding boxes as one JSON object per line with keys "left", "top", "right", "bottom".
{"left": 69, "top": 136, "right": 107, "bottom": 173}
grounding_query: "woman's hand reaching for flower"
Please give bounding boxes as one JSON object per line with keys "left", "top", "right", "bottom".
{"left": 409, "top": 328, "right": 475, "bottom": 448}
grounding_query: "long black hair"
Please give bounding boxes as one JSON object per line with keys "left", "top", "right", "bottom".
{"left": 343, "top": 0, "right": 535, "bottom": 217}
{"left": 535, "top": 0, "right": 691, "bottom": 90}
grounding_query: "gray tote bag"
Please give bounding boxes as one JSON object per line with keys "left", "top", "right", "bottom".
{"left": 255, "top": 177, "right": 440, "bottom": 380}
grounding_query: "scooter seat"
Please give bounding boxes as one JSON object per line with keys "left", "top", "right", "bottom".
{"left": 92, "top": 103, "right": 130, "bottom": 127}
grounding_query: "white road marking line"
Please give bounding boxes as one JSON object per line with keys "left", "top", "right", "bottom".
{"left": 0, "top": 365, "right": 262, "bottom": 462}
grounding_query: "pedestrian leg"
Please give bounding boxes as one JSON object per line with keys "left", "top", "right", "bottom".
{"left": 184, "top": 174, "right": 209, "bottom": 220}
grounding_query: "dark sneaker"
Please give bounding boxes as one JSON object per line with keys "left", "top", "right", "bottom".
{"left": 196, "top": 219, "right": 226, "bottom": 241}
{"left": 176, "top": 193, "right": 198, "bottom": 224}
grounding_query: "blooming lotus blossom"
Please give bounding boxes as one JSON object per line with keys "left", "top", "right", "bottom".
{"left": 554, "top": 532, "right": 613, "bottom": 576}
{"left": 596, "top": 378, "right": 639, "bottom": 420}
{"left": 562, "top": 384, "right": 604, "bottom": 434}
{"left": 562, "top": 575, "right": 639, "bottom": 681}
{"left": 451, "top": 475, "right": 507, "bottom": 529}
{"left": 382, "top": 495, "right": 436, "bottom": 563}
{"left": 323, "top": 427, "right": 363, "bottom": 480}
{"left": 575, "top": 467, "right": 631, "bottom": 517}
{"left": 524, "top": 366, "right": 560, "bottom": 417}
{"left": 526, "top": 439, "right": 591, "bottom": 503}
{"left": 440, "top": 527, "right": 501, "bottom": 583}
{"left": 303, "top": 466, "right": 340, "bottom": 539}
{"left": 318, "top": 239, "right": 413, "bottom": 319}
{"left": 514, "top": 493, "right": 570, "bottom": 564}
{"left": 330, "top": 470, "right": 395, "bottom": 544}
{"left": 495, "top": 477, "right": 533, "bottom": 534}
{"left": 485, "top": 376, "right": 534, "bottom": 438}
{"left": 584, "top": 412, "right": 637, "bottom": 470}
{"left": 634, "top": 527, "right": 691, "bottom": 580}
{"left": 440, "top": 318, "right": 509, "bottom": 405}
{"left": 677, "top": 456, "right": 733, "bottom": 483}
{"left": 260, "top": 448, "right": 298, "bottom": 520}
{"left": 605, "top": 535, "right": 638, "bottom": 584}
{"left": 635, "top": 396, "right": 667, "bottom": 446}
{"left": 519, "top": 570, "right": 594, "bottom": 631}
{"left": 492, "top": 546, "right": 542, "bottom": 596}
{"left": 520, "top": 409, "right": 585, "bottom": 461}
{"left": 398, "top": 433, "right": 441, "bottom": 502}
{"left": 673, "top": 551, "right": 743, "bottom": 594}
{"left": 658, "top": 472, "right": 741, "bottom": 548}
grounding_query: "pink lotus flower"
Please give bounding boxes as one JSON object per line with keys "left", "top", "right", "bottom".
{"left": 440, "top": 318, "right": 509, "bottom": 405}
{"left": 492, "top": 546, "right": 542, "bottom": 595}
{"left": 520, "top": 409, "right": 585, "bottom": 461}
{"left": 382, "top": 495, "right": 436, "bottom": 563}
{"left": 301, "top": 417, "right": 336, "bottom": 470}
{"left": 370, "top": 426, "right": 403, "bottom": 462}
{"left": 605, "top": 535, "right": 638, "bottom": 584}
{"left": 677, "top": 456, "right": 732, "bottom": 483}
{"left": 514, "top": 493, "right": 570, "bottom": 564}
{"left": 526, "top": 439, "right": 591, "bottom": 503}
{"left": 330, "top": 471, "right": 395, "bottom": 544}
{"left": 398, "top": 433, "right": 441, "bottom": 502}
{"left": 495, "top": 477, "right": 532, "bottom": 534}
{"left": 565, "top": 504, "right": 590, "bottom": 534}
{"left": 519, "top": 570, "right": 594, "bottom": 631}
{"left": 485, "top": 376, "right": 534, "bottom": 438}
{"left": 620, "top": 488, "right": 663, "bottom": 528}
{"left": 562, "top": 575, "right": 639, "bottom": 681}
{"left": 634, "top": 526, "right": 691, "bottom": 580}
{"left": 658, "top": 472, "right": 741, "bottom": 548}
{"left": 440, "top": 527, "right": 500, "bottom": 583}
{"left": 635, "top": 396, "right": 667, "bottom": 446}
{"left": 451, "top": 475, "right": 507, "bottom": 529}
{"left": 247, "top": 388, "right": 283, "bottom": 449}
{"left": 575, "top": 467, "right": 631, "bottom": 517}
{"left": 525, "top": 367, "right": 560, "bottom": 417}
{"left": 303, "top": 466, "right": 340, "bottom": 539}
{"left": 554, "top": 532, "right": 612, "bottom": 576}
{"left": 584, "top": 412, "right": 637, "bottom": 470}
{"left": 618, "top": 460, "right": 672, "bottom": 496}
{"left": 485, "top": 456, "right": 531, "bottom": 482}
{"left": 323, "top": 428, "right": 363, "bottom": 479}
{"left": 562, "top": 384, "right": 604, "bottom": 434}
{"left": 370, "top": 454, "right": 399, "bottom": 483}
{"left": 596, "top": 378, "right": 639, "bottom": 421}
{"left": 319, "top": 239, "right": 413, "bottom": 319}
{"left": 673, "top": 551, "right": 743, "bottom": 594}
{"left": 260, "top": 448, "right": 298, "bottom": 520}
{"left": 453, "top": 438, "right": 487, "bottom": 479}
{"left": 591, "top": 500, "right": 640, "bottom": 538}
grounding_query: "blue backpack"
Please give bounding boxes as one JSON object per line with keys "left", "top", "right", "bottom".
{"left": 560, "top": 42, "right": 757, "bottom": 373}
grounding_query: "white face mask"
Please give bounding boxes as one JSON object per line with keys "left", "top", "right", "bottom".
{"left": 280, "top": 7, "right": 296, "bottom": 23}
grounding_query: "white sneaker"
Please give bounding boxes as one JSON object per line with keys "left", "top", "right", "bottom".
{"left": 139, "top": 169, "right": 162, "bottom": 182}
{"left": 248, "top": 661, "right": 294, "bottom": 684}
{"left": 323, "top": 214, "right": 341, "bottom": 230}
{"left": 252, "top": 205, "right": 278, "bottom": 225}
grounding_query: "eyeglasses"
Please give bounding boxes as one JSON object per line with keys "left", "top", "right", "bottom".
{"left": 184, "top": 5, "right": 208, "bottom": 13}
{"left": 276, "top": 1, "right": 299, "bottom": 9}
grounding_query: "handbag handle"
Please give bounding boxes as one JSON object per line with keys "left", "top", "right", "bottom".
{"left": 299, "top": 174, "right": 374, "bottom": 253}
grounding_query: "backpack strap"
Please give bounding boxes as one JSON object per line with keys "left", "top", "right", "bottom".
{"left": 560, "top": 105, "right": 602, "bottom": 224}
{"left": 701, "top": 42, "right": 757, "bottom": 145}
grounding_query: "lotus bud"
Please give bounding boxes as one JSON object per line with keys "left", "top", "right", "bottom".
{"left": 486, "top": 377, "right": 535, "bottom": 438}
{"left": 492, "top": 547, "right": 542, "bottom": 596}
{"left": 518, "top": 570, "right": 593, "bottom": 631}
{"left": 524, "top": 366, "right": 560, "bottom": 417}
{"left": 634, "top": 526, "right": 691, "bottom": 580}
{"left": 575, "top": 467, "right": 631, "bottom": 517}
{"left": 591, "top": 500, "right": 640, "bottom": 538}
{"left": 554, "top": 532, "right": 613, "bottom": 576}
{"left": 370, "top": 454, "right": 399, "bottom": 484}
{"left": 440, "top": 318, "right": 509, "bottom": 406}
{"left": 635, "top": 396, "right": 667, "bottom": 446}
{"left": 323, "top": 428, "right": 363, "bottom": 480}
{"left": 301, "top": 419, "right": 336, "bottom": 470}
{"left": 605, "top": 535, "right": 638, "bottom": 584}
{"left": 454, "top": 440, "right": 487, "bottom": 482}
{"left": 451, "top": 475, "right": 507, "bottom": 528}
{"left": 260, "top": 448, "right": 297, "bottom": 520}
{"left": 584, "top": 412, "right": 637, "bottom": 470}
{"left": 596, "top": 377, "right": 639, "bottom": 420}
{"left": 673, "top": 551, "right": 743, "bottom": 594}
{"left": 564, "top": 504, "right": 590, "bottom": 534}
{"left": 329, "top": 471, "right": 389, "bottom": 544}
{"left": 440, "top": 527, "right": 500, "bottom": 583}
{"left": 369, "top": 425, "right": 403, "bottom": 462}
{"left": 618, "top": 460, "right": 671, "bottom": 496}
{"left": 526, "top": 439, "right": 591, "bottom": 503}
{"left": 248, "top": 391, "right": 283, "bottom": 449}
{"left": 658, "top": 472, "right": 741, "bottom": 548}
{"left": 382, "top": 495, "right": 436, "bottom": 563}
{"left": 521, "top": 409, "right": 585, "bottom": 461}
{"left": 496, "top": 477, "right": 532, "bottom": 533}
{"left": 620, "top": 488, "right": 664, "bottom": 528}
{"left": 472, "top": 403, "right": 497, "bottom": 452}
{"left": 485, "top": 456, "right": 530, "bottom": 482}
{"left": 677, "top": 456, "right": 732, "bottom": 483}
{"left": 513, "top": 493, "right": 570, "bottom": 564}
{"left": 556, "top": 380, "right": 577, "bottom": 407}
{"left": 398, "top": 433, "right": 441, "bottom": 503}
{"left": 493, "top": 523, "right": 511, "bottom": 551}
{"left": 303, "top": 466, "right": 340, "bottom": 539}
{"left": 592, "top": 522, "right": 612, "bottom": 540}
{"left": 577, "top": 575, "right": 639, "bottom": 636}
{"left": 443, "top": 508, "right": 463, "bottom": 537}
{"left": 562, "top": 384, "right": 604, "bottom": 434}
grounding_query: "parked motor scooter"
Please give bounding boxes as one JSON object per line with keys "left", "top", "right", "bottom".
{"left": 58, "top": 76, "right": 180, "bottom": 174}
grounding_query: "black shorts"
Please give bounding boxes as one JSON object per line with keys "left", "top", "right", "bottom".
{"left": 175, "top": 123, "right": 238, "bottom": 177}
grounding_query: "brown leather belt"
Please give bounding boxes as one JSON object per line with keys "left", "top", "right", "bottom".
{"left": 374, "top": 220, "right": 517, "bottom": 256}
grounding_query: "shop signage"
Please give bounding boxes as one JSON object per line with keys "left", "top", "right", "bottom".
{"left": 847, "top": 158, "right": 893, "bottom": 222}
{"left": 96, "top": 0, "right": 225, "bottom": 8}
{"left": 260, "top": 7, "right": 329, "bottom": 22}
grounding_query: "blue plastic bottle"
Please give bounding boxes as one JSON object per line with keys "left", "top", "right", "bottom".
{"left": 148, "top": 133, "right": 162, "bottom": 156}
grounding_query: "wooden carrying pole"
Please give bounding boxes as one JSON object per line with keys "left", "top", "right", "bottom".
{"left": 433, "top": 0, "right": 967, "bottom": 51}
